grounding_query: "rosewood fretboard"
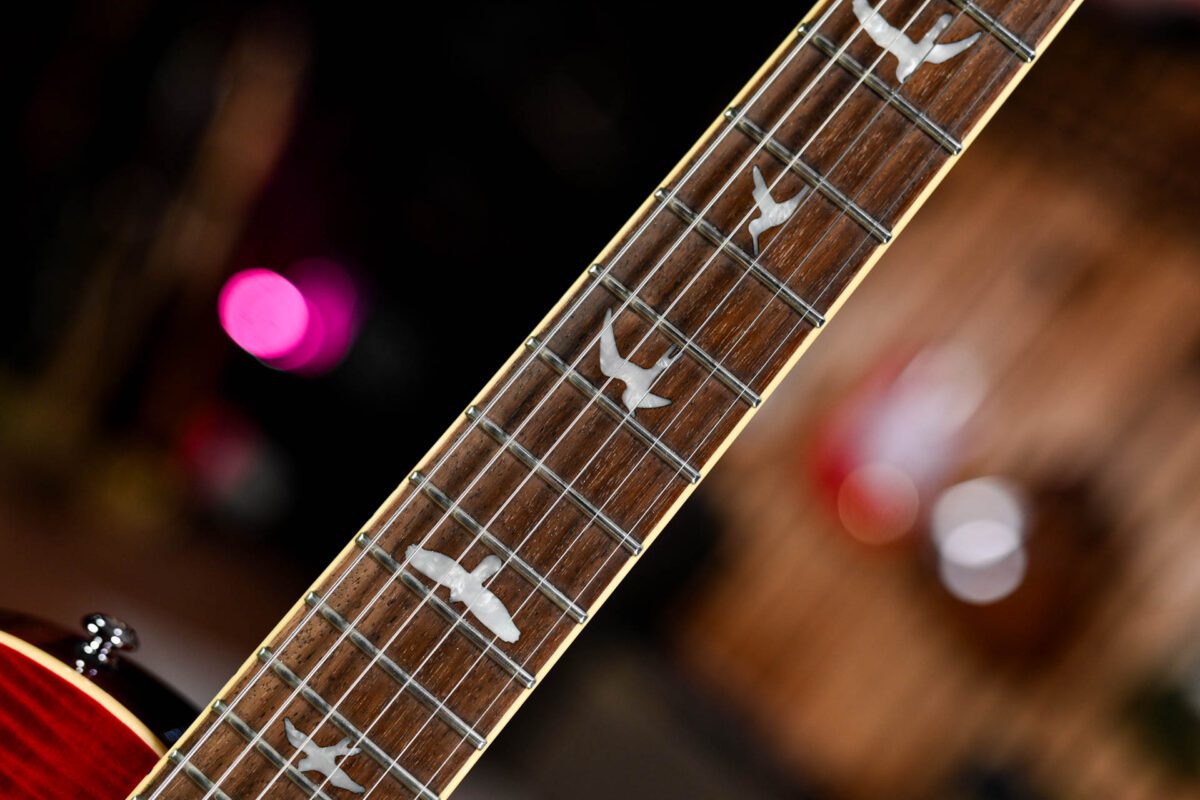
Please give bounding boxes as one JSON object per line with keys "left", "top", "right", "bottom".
{"left": 133, "top": 1, "right": 1082, "bottom": 797}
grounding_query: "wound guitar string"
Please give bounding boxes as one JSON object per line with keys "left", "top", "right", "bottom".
{"left": 355, "top": 3, "right": 1016, "bottom": 796}
{"left": 213, "top": 3, "right": 974, "bottom": 796}
{"left": 237, "top": 3, "right": 931, "bottom": 796}
{"left": 289, "top": 0, "right": 996, "bottom": 796}
{"left": 162, "top": 1, "right": 1003, "bottom": 796}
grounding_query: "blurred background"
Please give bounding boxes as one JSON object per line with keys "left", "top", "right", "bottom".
{"left": 4, "top": 1, "right": 1200, "bottom": 798}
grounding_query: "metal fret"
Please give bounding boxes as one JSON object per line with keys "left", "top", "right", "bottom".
{"left": 258, "top": 648, "right": 441, "bottom": 800}
{"left": 465, "top": 406, "right": 644, "bottom": 556}
{"left": 946, "top": 0, "right": 1036, "bottom": 61}
{"left": 304, "top": 592, "right": 487, "bottom": 750}
{"left": 211, "top": 701, "right": 336, "bottom": 800}
{"left": 655, "top": 189, "right": 829, "bottom": 327}
{"left": 525, "top": 337, "right": 703, "bottom": 484}
{"left": 725, "top": 110, "right": 895, "bottom": 243}
{"left": 410, "top": 472, "right": 589, "bottom": 624}
{"left": 355, "top": 533, "right": 537, "bottom": 689}
{"left": 588, "top": 265, "right": 762, "bottom": 407}
{"left": 793, "top": 31, "right": 962, "bottom": 154}
{"left": 164, "top": 750, "right": 234, "bottom": 800}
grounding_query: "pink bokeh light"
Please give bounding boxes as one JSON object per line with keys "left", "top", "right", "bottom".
{"left": 270, "top": 258, "right": 362, "bottom": 374}
{"left": 218, "top": 260, "right": 364, "bottom": 374}
{"left": 218, "top": 269, "right": 310, "bottom": 360}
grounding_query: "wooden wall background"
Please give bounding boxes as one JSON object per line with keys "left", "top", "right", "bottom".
{"left": 675, "top": 12, "right": 1200, "bottom": 799}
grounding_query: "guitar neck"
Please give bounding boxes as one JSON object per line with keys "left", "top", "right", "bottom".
{"left": 134, "top": 1, "right": 1082, "bottom": 797}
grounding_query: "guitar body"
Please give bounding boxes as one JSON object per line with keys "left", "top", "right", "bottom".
{"left": 0, "top": 612, "right": 194, "bottom": 800}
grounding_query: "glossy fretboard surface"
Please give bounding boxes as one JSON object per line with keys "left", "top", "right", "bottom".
{"left": 134, "top": 1, "right": 1081, "bottom": 797}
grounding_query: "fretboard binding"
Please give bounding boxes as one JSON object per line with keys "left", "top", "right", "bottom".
{"left": 655, "top": 189, "right": 830, "bottom": 326}
{"left": 792, "top": 32, "right": 963, "bottom": 155}
{"left": 723, "top": 112, "right": 894, "bottom": 244}
{"left": 410, "top": 473, "right": 589, "bottom": 624}
{"left": 258, "top": 647, "right": 441, "bottom": 800}
{"left": 355, "top": 533, "right": 537, "bottom": 689}
{"left": 304, "top": 592, "right": 488, "bottom": 750}
{"left": 162, "top": 750, "right": 233, "bottom": 800}
{"left": 588, "top": 265, "right": 762, "bottom": 408}
{"left": 465, "top": 406, "right": 644, "bottom": 556}
{"left": 946, "top": 0, "right": 1036, "bottom": 61}
{"left": 211, "top": 700, "right": 337, "bottom": 800}
{"left": 525, "top": 337, "right": 703, "bottom": 484}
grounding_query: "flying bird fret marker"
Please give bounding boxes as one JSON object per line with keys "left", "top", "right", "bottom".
{"left": 406, "top": 546, "right": 521, "bottom": 643}
{"left": 852, "top": 0, "right": 982, "bottom": 83}
{"left": 283, "top": 718, "right": 365, "bottom": 794}
{"left": 747, "top": 165, "right": 808, "bottom": 256}
{"left": 598, "top": 308, "right": 680, "bottom": 413}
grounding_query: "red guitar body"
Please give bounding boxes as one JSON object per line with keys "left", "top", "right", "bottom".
{"left": 0, "top": 612, "right": 194, "bottom": 799}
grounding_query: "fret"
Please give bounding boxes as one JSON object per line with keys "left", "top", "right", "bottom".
{"left": 724, "top": 110, "right": 895, "bottom": 242}
{"left": 355, "top": 533, "right": 538, "bottom": 689}
{"left": 654, "top": 189, "right": 828, "bottom": 327}
{"left": 410, "top": 472, "right": 590, "bottom": 624}
{"left": 587, "top": 264, "right": 762, "bottom": 408}
{"left": 258, "top": 647, "right": 441, "bottom": 800}
{"left": 304, "top": 591, "right": 488, "bottom": 750}
{"left": 210, "top": 700, "right": 337, "bottom": 800}
{"left": 465, "top": 405, "right": 644, "bottom": 556}
{"left": 794, "top": 28, "right": 963, "bottom": 154}
{"left": 163, "top": 751, "right": 233, "bottom": 800}
{"left": 525, "top": 337, "right": 704, "bottom": 484}
{"left": 945, "top": 0, "right": 1036, "bottom": 61}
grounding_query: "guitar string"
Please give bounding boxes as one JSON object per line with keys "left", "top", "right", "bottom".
{"left": 292, "top": 2, "right": 992, "bottom": 798}
{"left": 234, "top": 1, "right": 964, "bottom": 796}
{"left": 367, "top": 4, "right": 1012, "bottom": 796}
{"left": 177, "top": 1, "right": 968, "bottom": 796}
{"left": 164, "top": 3, "right": 851, "bottom": 796}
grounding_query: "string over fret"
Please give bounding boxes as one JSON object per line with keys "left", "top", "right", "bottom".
{"left": 655, "top": 188, "right": 829, "bottom": 326}
{"left": 526, "top": 338, "right": 702, "bottom": 484}
{"left": 257, "top": 648, "right": 441, "bottom": 800}
{"left": 465, "top": 406, "right": 644, "bottom": 555}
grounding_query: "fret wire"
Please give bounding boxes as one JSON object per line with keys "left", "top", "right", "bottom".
{"left": 525, "top": 337, "right": 704, "bottom": 484}
{"left": 337, "top": 2, "right": 992, "bottom": 795}
{"left": 304, "top": 592, "right": 488, "bottom": 750}
{"left": 588, "top": 265, "right": 763, "bottom": 407}
{"left": 288, "top": 3, "right": 945, "bottom": 796}
{"left": 797, "top": 28, "right": 963, "bottom": 154}
{"left": 356, "top": 532, "right": 538, "bottom": 687}
{"left": 160, "top": 8, "right": 851, "bottom": 797}
{"left": 147, "top": 3, "right": 1051, "bottom": 796}
{"left": 258, "top": 648, "right": 442, "bottom": 800}
{"left": 946, "top": 0, "right": 1036, "bottom": 61}
{"left": 412, "top": 472, "right": 591, "bottom": 623}
{"left": 210, "top": 701, "right": 337, "bottom": 800}
{"left": 723, "top": 109, "right": 895, "bottom": 241}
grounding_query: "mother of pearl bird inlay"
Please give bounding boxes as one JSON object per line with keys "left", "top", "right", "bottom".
{"left": 599, "top": 308, "right": 679, "bottom": 413}
{"left": 852, "top": 0, "right": 982, "bottom": 83}
{"left": 406, "top": 546, "right": 521, "bottom": 642}
{"left": 747, "top": 165, "right": 807, "bottom": 256}
{"left": 283, "top": 718, "right": 365, "bottom": 794}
